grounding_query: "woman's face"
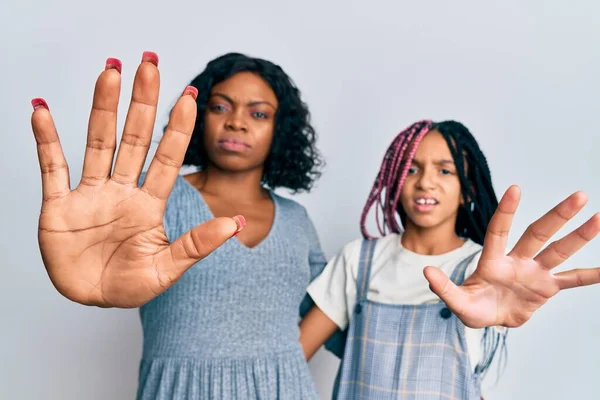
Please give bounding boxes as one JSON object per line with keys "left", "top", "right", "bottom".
{"left": 203, "top": 71, "right": 279, "bottom": 173}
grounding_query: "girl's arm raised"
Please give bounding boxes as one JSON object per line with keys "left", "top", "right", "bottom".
{"left": 424, "top": 185, "right": 600, "bottom": 329}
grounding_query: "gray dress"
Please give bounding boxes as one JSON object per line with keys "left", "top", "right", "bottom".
{"left": 136, "top": 175, "right": 327, "bottom": 399}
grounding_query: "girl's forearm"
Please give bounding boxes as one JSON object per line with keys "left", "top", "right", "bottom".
{"left": 298, "top": 306, "right": 340, "bottom": 361}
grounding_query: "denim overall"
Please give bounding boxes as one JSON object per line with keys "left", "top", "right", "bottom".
{"left": 333, "top": 239, "right": 483, "bottom": 399}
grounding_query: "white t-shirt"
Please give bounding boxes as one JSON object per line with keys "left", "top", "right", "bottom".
{"left": 307, "top": 233, "right": 487, "bottom": 372}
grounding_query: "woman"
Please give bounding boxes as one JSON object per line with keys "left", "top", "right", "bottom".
{"left": 31, "top": 51, "right": 331, "bottom": 399}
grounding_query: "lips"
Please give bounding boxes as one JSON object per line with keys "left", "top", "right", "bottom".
{"left": 413, "top": 196, "right": 438, "bottom": 213}
{"left": 217, "top": 137, "right": 251, "bottom": 152}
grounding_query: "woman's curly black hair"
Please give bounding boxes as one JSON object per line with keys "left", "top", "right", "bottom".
{"left": 178, "top": 52, "right": 324, "bottom": 193}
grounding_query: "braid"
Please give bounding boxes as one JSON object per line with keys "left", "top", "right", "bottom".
{"left": 360, "top": 119, "right": 498, "bottom": 244}
{"left": 433, "top": 121, "right": 498, "bottom": 245}
{"left": 360, "top": 120, "right": 434, "bottom": 238}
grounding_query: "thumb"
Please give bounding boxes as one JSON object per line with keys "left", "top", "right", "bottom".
{"left": 423, "top": 266, "right": 467, "bottom": 313}
{"left": 165, "top": 215, "right": 245, "bottom": 275}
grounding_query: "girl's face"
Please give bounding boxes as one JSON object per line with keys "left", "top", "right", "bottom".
{"left": 399, "top": 130, "right": 464, "bottom": 232}
{"left": 203, "top": 72, "right": 279, "bottom": 173}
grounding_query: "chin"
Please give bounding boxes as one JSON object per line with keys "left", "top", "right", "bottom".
{"left": 210, "top": 155, "right": 260, "bottom": 173}
{"left": 405, "top": 214, "right": 444, "bottom": 230}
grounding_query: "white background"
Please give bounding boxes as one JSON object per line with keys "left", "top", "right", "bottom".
{"left": 1, "top": 1, "right": 598, "bottom": 399}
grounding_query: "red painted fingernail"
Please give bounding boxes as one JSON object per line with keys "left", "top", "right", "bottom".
{"left": 142, "top": 51, "right": 159, "bottom": 66}
{"left": 31, "top": 98, "right": 49, "bottom": 111}
{"left": 105, "top": 57, "right": 122, "bottom": 73}
{"left": 231, "top": 215, "right": 246, "bottom": 237}
{"left": 182, "top": 85, "right": 198, "bottom": 100}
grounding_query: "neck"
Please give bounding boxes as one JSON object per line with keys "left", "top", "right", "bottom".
{"left": 400, "top": 219, "right": 464, "bottom": 255}
{"left": 187, "top": 164, "right": 268, "bottom": 202}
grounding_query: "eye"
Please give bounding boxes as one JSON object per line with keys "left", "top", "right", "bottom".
{"left": 252, "top": 111, "right": 268, "bottom": 119}
{"left": 441, "top": 169, "right": 452, "bottom": 175}
{"left": 407, "top": 167, "right": 418, "bottom": 175}
{"left": 209, "top": 104, "right": 229, "bottom": 113}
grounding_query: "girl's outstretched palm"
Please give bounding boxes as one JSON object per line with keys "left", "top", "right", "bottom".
{"left": 31, "top": 53, "right": 244, "bottom": 308}
{"left": 425, "top": 186, "right": 600, "bottom": 328}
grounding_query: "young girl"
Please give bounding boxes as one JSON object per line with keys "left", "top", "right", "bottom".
{"left": 299, "top": 120, "right": 600, "bottom": 399}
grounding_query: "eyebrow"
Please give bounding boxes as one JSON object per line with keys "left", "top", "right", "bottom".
{"left": 411, "top": 158, "right": 455, "bottom": 166}
{"left": 210, "top": 93, "right": 277, "bottom": 110}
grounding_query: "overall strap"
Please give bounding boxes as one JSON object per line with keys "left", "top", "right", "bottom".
{"left": 356, "top": 239, "right": 377, "bottom": 302}
{"left": 449, "top": 249, "right": 481, "bottom": 286}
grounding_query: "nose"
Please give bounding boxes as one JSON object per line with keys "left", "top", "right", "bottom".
{"left": 416, "top": 168, "right": 437, "bottom": 191}
{"left": 225, "top": 109, "right": 247, "bottom": 132}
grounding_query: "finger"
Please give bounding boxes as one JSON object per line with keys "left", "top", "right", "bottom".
{"left": 111, "top": 51, "right": 160, "bottom": 186}
{"left": 80, "top": 58, "right": 122, "bottom": 186}
{"left": 142, "top": 86, "right": 198, "bottom": 200}
{"left": 535, "top": 213, "right": 600, "bottom": 269}
{"left": 159, "top": 215, "right": 245, "bottom": 281}
{"left": 480, "top": 185, "right": 520, "bottom": 261}
{"left": 555, "top": 267, "right": 600, "bottom": 290}
{"left": 423, "top": 266, "right": 470, "bottom": 315}
{"left": 31, "top": 99, "right": 71, "bottom": 200}
{"left": 509, "top": 191, "right": 587, "bottom": 259}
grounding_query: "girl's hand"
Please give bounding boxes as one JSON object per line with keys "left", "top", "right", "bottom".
{"left": 424, "top": 186, "right": 599, "bottom": 328}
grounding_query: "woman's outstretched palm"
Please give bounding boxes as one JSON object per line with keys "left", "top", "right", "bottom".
{"left": 424, "top": 186, "right": 600, "bottom": 328}
{"left": 31, "top": 53, "right": 243, "bottom": 308}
